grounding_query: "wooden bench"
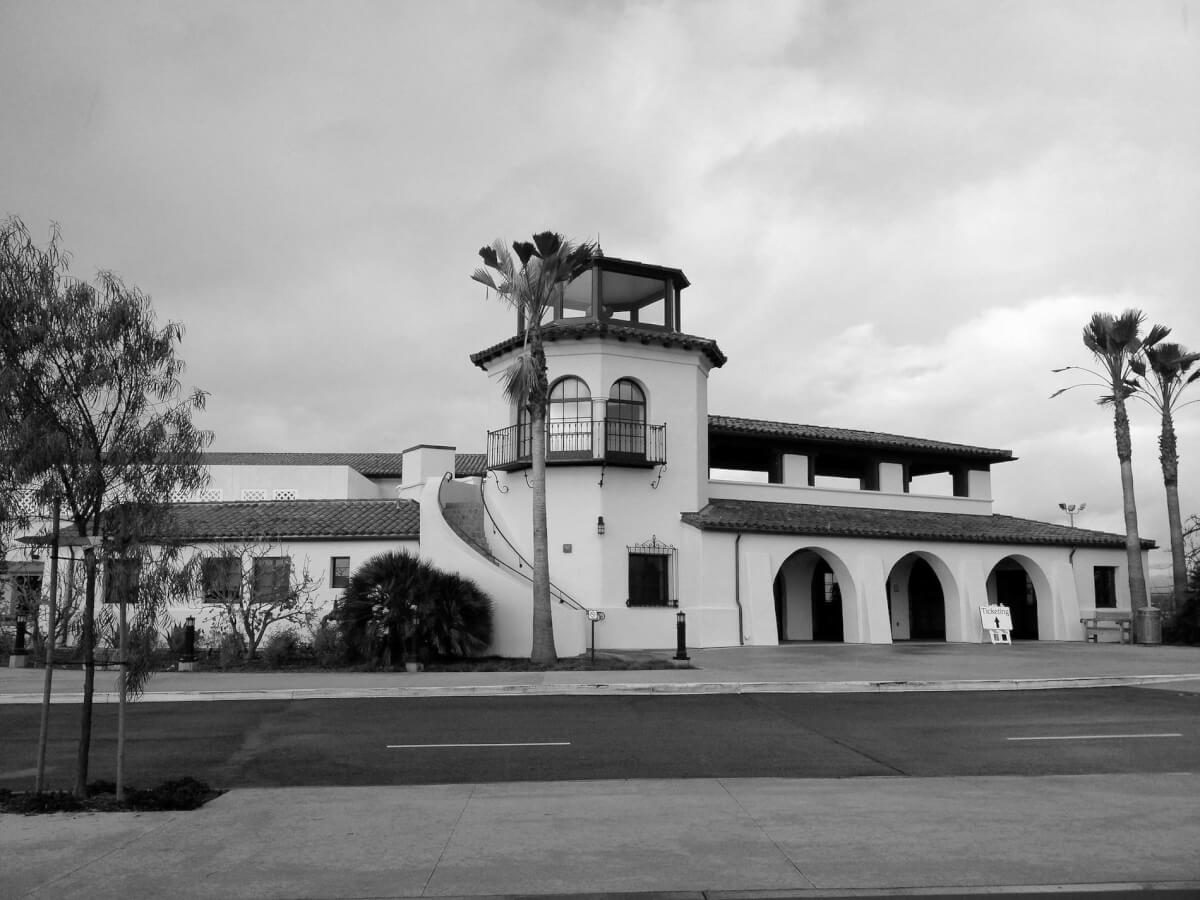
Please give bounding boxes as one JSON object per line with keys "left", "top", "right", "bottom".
{"left": 1080, "top": 610, "right": 1133, "bottom": 644}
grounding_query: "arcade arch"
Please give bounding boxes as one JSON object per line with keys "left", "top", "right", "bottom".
{"left": 772, "top": 548, "right": 855, "bottom": 642}
{"left": 985, "top": 555, "right": 1048, "bottom": 640}
{"left": 884, "top": 552, "right": 957, "bottom": 641}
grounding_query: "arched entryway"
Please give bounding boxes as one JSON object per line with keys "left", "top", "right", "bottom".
{"left": 773, "top": 548, "right": 852, "bottom": 642}
{"left": 885, "top": 553, "right": 952, "bottom": 641}
{"left": 986, "top": 556, "right": 1040, "bottom": 640}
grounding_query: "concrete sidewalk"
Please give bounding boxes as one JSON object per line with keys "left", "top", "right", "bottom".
{"left": 5, "top": 775, "right": 1200, "bottom": 898}
{"left": 2, "top": 641, "right": 1200, "bottom": 704}
{"left": 4, "top": 643, "right": 1200, "bottom": 898}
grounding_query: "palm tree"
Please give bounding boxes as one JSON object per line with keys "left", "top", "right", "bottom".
{"left": 471, "top": 232, "right": 597, "bottom": 665}
{"left": 1132, "top": 337, "right": 1200, "bottom": 610}
{"left": 1053, "top": 309, "right": 1164, "bottom": 614}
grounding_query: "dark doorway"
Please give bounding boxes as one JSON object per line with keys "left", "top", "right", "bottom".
{"left": 811, "top": 561, "right": 844, "bottom": 642}
{"left": 908, "top": 558, "right": 946, "bottom": 640}
{"left": 996, "top": 566, "right": 1038, "bottom": 639}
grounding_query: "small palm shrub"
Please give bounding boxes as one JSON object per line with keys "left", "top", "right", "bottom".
{"left": 329, "top": 550, "right": 492, "bottom": 668}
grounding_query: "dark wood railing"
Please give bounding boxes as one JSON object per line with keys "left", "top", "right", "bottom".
{"left": 486, "top": 420, "right": 666, "bottom": 471}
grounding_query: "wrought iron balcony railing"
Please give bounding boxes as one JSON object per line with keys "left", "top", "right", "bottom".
{"left": 486, "top": 419, "right": 666, "bottom": 471}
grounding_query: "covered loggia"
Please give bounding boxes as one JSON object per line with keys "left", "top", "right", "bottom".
{"left": 986, "top": 555, "right": 1045, "bottom": 640}
{"left": 772, "top": 547, "right": 855, "bottom": 642}
{"left": 885, "top": 552, "right": 957, "bottom": 641}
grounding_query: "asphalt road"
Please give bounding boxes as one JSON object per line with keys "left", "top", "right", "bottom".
{"left": 2, "top": 686, "right": 1198, "bottom": 791}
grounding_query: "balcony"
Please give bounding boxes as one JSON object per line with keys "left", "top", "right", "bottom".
{"left": 487, "top": 420, "right": 666, "bottom": 471}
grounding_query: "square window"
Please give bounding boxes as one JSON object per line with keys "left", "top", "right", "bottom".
{"left": 104, "top": 558, "right": 142, "bottom": 605}
{"left": 1094, "top": 566, "right": 1117, "bottom": 609}
{"left": 331, "top": 556, "right": 350, "bottom": 589}
{"left": 202, "top": 557, "right": 242, "bottom": 604}
{"left": 252, "top": 557, "right": 291, "bottom": 604}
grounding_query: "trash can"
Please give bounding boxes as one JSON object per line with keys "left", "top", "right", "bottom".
{"left": 1135, "top": 606, "right": 1163, "bottom": 645}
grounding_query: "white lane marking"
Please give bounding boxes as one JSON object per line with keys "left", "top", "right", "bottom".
{"left": 386, "top": 742, "right": 571, "bottom": 749}
{"left": 1007, "top": 733, "right": 1182, "bottom": 741}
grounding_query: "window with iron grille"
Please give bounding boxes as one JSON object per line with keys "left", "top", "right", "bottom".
{"left": 548, "top": 376, "right": 593, "bottom": 456}
{"left": 627, "top": 536, "right": 677, "bottom": 607}
{"left": 607, "top": 378, "right": 647, "bottom": 457}
{"left": 331, "top": 556, "right": 351, "bottom": 589}
{"left": 202, "top": 557, "right": 242, "bottom": 604}
{"left": 241, "top": 489, "right": 268, "bottom": 501}
{"left": 104, "top": 558, "right": 142, "bottom": 605}
{"left": 252, "top": 557, "right": 291, "bottom": 604}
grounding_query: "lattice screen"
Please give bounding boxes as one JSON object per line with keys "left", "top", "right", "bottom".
{"left": 168, "top": 488, "right": 192, "bottom": 503}
{"left": 273, "top": 489, "right": 298, "bottom": 501}
{"left": 240, "top": 489, "right": 268, "bottom": 501}
{"left": 198, "top": 488, "right": 224, "bottom": 502}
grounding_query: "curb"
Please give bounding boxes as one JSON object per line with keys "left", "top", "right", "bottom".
{"left": 2, "top": 673, "right": 1197, "bottom": 704}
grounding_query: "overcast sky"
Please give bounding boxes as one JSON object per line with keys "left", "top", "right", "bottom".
{"left": 3, "top": 0, "right": 1198, "bottom": 579}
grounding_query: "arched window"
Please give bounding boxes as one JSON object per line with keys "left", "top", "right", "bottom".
{"left": 606, "top": 378, "right": 646, "bottom": 458}
{"left": 548, "top": 376, "right": 592, "bottom": 456}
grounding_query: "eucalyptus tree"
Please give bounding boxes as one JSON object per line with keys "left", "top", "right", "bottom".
{"left": 0, "top": 216, "right": 211, "bottom": 795}
{"left": 1052, "top": 309, "right": 1166, "bottom": 612}
{"left": 471, "top": 232, "right": 597, "bottom": 665}
{"left": 1132, "top": 338, "right": 1200, "bottom": 608}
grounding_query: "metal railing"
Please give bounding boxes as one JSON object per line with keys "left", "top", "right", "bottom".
{"left": 486, "top": 419, "right": 666, "bottom": 470}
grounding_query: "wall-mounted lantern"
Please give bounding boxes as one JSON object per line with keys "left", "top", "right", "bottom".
{"left": 597, "top": 516, "right": 606, "bottom": 535}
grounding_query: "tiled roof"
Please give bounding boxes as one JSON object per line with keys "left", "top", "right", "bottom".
{"left": 470, "top": 322, "right": 728, "bottom": 369}
{"left": 203, "top": 452, "right": 486, "bottom": 479}
{"left": 681, "top": 498, "right": 1154, "bottom": 549}
{"left": 154, "top": 499, "right": 421, "bottom": 542}
{"left": 708, "top": 415, "right": 1014, "bottom": 462}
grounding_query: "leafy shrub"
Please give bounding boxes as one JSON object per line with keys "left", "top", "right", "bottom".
{"left": 263, "top": 629, "right": 299, "bottom": 669}
{"left": 310, "top": 620, "right": 345, "bottom": 667}
{"left": 217, "top": 631, "right": 243, "bottom": 669}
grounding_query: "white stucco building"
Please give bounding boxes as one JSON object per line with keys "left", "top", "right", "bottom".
{"left": 4, "top": 255, "right": 1148, "bottom": 655}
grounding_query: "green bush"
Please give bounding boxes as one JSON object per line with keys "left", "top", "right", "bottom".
{"left": 217, "top": 631, "right": 243, "bottom": 669}
{"left": 263, "top": 629, "right": 299, "bottom": 669}
{"left": 329, "top": 550, "right": 493, "bottom": 668}
{"left": 310, "top": 620, "right": 345, "bottom": 667}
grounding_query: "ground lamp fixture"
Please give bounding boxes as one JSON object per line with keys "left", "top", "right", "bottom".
{"left": 673, "top": 610, "right": 689, "bottom": 662}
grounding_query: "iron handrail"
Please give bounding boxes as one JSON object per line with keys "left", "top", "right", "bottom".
{"left": 437, "top": 473, "right": 587, "bottom": 613}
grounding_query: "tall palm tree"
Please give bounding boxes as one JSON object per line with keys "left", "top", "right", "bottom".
{"left": 1053, "top": 309, "right": 1164, "bottom": 613}
{"left": 471, "top": 232, "right": 597, "bottom": 665}
{"left": 1133, "top": 337, "right": 1200, "bottom": 610}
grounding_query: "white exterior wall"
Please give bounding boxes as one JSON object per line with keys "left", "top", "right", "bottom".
{"left": 708, "top": 479, "right": 994, "bottom": 515}
{"left": 170, "top": 536, "right": 418, "bottom": 631}
{"left": 204, "top": 465, "right": 380, "bottom": 501}
{"left": 703, "top": 530, "right": 1140, "bottom": 646}
{"left": 474, "top": 336, "right": 715, "bottom": 651}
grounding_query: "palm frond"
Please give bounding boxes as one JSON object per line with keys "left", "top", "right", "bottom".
{"left": 1143, "top": 322, "right": 1172, "bottom": 347}
{"left": 501, "top": 352, "right": 539, "bottom": 407}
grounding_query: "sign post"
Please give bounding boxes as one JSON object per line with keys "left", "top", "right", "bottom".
{"left": 979, "top": 605, "right": 1013, "bottom": 645}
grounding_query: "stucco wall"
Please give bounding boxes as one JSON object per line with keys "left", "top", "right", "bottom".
{"left": 204, "top": 465, "right": 379, "bottom": 501}
{"left": 708, "top": 479, "right": 994, "bottom": 515}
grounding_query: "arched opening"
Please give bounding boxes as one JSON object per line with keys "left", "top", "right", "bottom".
{"left": 887, "top": 556, "right": 946, "bottom": 641}
{"left": 772, "top": 548, "right": 851, "bottom": 643}
{"left": 606, "top": 378, "right": 647, "bottom": 459}
{"left": 547, "top": 376, "right": 592, "bottom": 458}
{"left": 986, "top": 556, "right": 1040, "bottom": 640}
